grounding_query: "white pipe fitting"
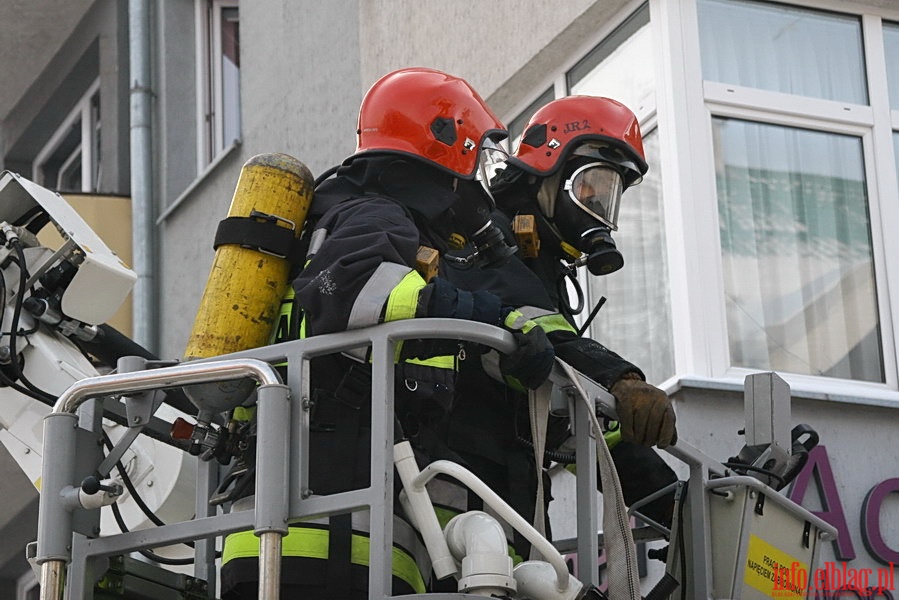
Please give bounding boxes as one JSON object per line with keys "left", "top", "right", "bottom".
{"left": 445, "top": 511, "right": 516, "bottom": 596}
{"left": 416, "top": 459, "right": 570, "bottom": 591}
{"left": 514, "top": 560, "right": 585, "bottom": 600}
{"left": 393, "top": 441, "right": 458, "bottom": 579}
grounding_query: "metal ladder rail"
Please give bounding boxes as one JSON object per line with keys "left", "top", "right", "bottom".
{"left": 37, "top": 358, "right": 285, "bottom": 600}
{"left": 36, "top": 319, "right": 532, "bottom": 600}
{"left": 215, "top": 318, "right": 523, "bottom": 600}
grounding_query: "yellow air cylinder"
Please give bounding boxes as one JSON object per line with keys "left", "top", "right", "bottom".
{"left": 184, "top": 153, "right": 313, "bottom": 362}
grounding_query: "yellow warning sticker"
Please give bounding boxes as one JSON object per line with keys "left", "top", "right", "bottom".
{"left": 744, "top": 534, "right": 808, "bottom": 599}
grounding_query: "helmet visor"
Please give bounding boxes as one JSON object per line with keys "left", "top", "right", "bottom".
{"left": 563, "top": 163, "right": 624, "bottom": 230}
{"left": 573, "top": 143, "right": 644, "bottom": 187}
{"left": 477, "top": 138, "right": 509, "bottom": 190}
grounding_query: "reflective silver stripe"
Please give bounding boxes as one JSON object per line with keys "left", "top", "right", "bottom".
{"left": 307, "top": 227, "right": 328, "bottom": 258}
{"left": 480, "top": 350, "right": 504, "bottom": 383}
{"left": 505, "top": 311, "right": 530, "bottom": 331}
{"left": 426, "top": 476, "right": 469, "bottom": 510}
{"left": 229, "top": 495, "right": 431, "bottom": 579}
{"left": 516, "top": 305, "right": 555, "bottom": 321}
{"left": 347, "top": 262, "right": 411, "bottom": 329}
{"left": 342, "top": 348, "right": 369, "bottom": 363}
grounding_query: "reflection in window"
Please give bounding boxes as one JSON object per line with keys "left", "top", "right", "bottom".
{"left": 568, "top": 4, "right": 653, "bottom": 118}
{"left": 886, "top": 23, "right": 899, "bottom": 111}
{"left": 714, "top": 118, "right": 881, "bottom": 381}
{"left": 199, "top": 0, "right": 240, "bottom": 165}
{"left": 698, "top": 0, "right": 867, "bottom": 105}
{"left": 219, "top": 6, "right": 240, "bottom": 147}
{"left": 585, "top": 130, "right": 673, "bottom": 384}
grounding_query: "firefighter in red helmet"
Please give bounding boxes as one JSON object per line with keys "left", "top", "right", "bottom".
{"left": 507, "top": 95, "right": 649, "bottom": 276}
{"left": 440, "top": 96, "right": 677, "bottom": 563}
{"left": 220, "top": 67, "right": 556, "bottom": 599}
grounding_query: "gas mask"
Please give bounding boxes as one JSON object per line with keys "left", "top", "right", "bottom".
{"left": 544, "top": 158, "right": 625, "bottom": 276}
{"left": 446, "top": 139, "right": 517, "bottom": 268}
{"left": 448, "top": 179, "right": 516, "bottom": 268}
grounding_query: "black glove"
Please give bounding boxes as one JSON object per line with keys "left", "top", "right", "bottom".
{"left": 499, "top": 323, "right": 555, "bottom": 390}
{"left": 421, "top": 277, "right": 502, "bottom": 324}
{"left": 609, "top": 373, "right": 677, "bottom": 448}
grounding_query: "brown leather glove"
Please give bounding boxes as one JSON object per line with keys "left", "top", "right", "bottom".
{"left": 609, "top": 373, "right": 677, "bottom": 448}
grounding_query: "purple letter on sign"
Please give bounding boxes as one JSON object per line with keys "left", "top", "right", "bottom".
{"left": 862, "top": 479, "right": 899, "bottom": 565}
{"left": 789, "top": 445, "right": 856, "bottom": 560}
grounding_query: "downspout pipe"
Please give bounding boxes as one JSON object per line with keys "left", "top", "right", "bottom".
{"left": 128, "top": 0, "right": 156, "bottom": 351}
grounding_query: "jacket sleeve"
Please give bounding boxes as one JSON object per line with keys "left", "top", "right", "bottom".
{"left": 293, "top": 196, "right": 424, "bottom": 336}
{"left": 548, "top": 328, "right": 644, "bottom": 389}
{"left": 293, "top": 196, "right": 503, "bottom": 337}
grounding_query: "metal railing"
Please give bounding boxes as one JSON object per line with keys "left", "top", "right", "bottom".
{"left": 34, "top": 318, "right": 838, "bottom": 600}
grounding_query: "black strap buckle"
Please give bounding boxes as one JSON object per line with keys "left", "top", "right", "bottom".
{"left": 213, "top": 210, "right": 304, "bottom": 263}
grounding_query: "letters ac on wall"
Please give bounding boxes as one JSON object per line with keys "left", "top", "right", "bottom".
{"left": 788, "top": 445, "right": 899, "bottom": 565}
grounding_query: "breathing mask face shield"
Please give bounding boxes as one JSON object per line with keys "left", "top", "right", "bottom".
{"left": 563, "top": 162, "right": 623, "bottom": 231}
{"left": 550, "top": 159, "right": 626, "bottom": 276}
{"left": 477, "top": 138, "right": 510, "bottom": 196}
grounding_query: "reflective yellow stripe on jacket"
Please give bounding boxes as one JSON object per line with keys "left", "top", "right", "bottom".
{"left": 275, "top": 270, "right": 456, "bottom": 373}
{"left": 222, "top": 528, "right": 426, "bottom": 594}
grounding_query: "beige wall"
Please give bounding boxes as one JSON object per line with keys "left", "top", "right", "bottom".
{"left": 39, "top": 193, "right": 133, "bottom": 336}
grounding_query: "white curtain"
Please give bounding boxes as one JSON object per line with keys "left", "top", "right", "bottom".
{"left": 584, "top": 131, "right": 675, "bottom": 384}
{"left": 698, "top": 0, "right": 866, "bottom": 104}
{"left": 890, "top": 23, "right": 899, "bottom": 110}
{"left": 565, "top": 7, "right": 673, "bottom": 384}
{"left": 714, "top": 118, "right": 882, "bottom": 382}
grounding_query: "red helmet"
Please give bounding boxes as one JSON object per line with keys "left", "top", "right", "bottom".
{"left": 510, "top": 95, "right": 648, "bottom": 187}
{"left": 356, "top": 67, "right": 507, "bottom": 179}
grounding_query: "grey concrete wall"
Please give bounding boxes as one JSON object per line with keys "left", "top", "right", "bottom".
{"left": 0, "top": 446, "right": 38, "bottom": 589}
{"left": 0, "top": 0, "right": 94, "bottom": 118}
{"left": 154, "top": 0, "right": 648, "bottom": 358}
{"left": 2, "top": 0, "right": 129, "bottom": 193}
{"left": 157, "top": 0, "right": 364, "bottom": 358}
{"left": 358, "top": 0, "right": 634, "bottom": 118}
{"left": 358, "top": 1, "right": 592, "bottom": 100}
{"left": 155, "top": 0, "right": 201, "bottom": 206}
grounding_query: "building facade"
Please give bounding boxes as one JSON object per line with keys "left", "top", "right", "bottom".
{"left": 1, "top": 0, "right": 898, "bottom": 597}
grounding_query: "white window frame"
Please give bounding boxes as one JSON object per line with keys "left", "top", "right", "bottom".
{"left": 33, "top": 78, "right": 100, "bottom": 192}
{"left": 195, "top": 0, "right": 240, "bottom": 171}
{"left": 658, "top": 0, "right": 899, "bottom": 401}
{"left": 503, "top": 0, "right": 899, "bottom": 400}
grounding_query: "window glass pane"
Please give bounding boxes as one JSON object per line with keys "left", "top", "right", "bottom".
{"left": 885, "top": 23, "right": 899, "bottom": 111}
{"left": 58, "top": 148, "right": 83, "bottom": 191}
{"left": 585, "top": 130, "right": 674, "bottom": 384}
{"left": 698, "top": 0, "right": 867, "bottom": 104}
{"left": 568, "top": 4, "right": 654, "bottom": 118}
{"left": 40, "top": 119, "right": 82, "bottom": 192}
{"left": 220, "top": 6, "right": 240, "bottom": 145}
{"left": 714, "top": 118, "right": 882, "bottom": 381}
